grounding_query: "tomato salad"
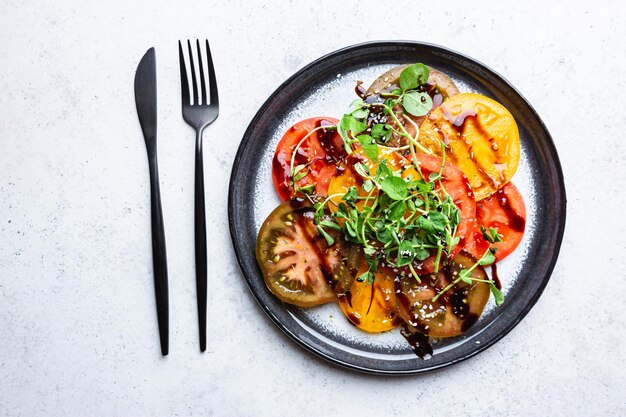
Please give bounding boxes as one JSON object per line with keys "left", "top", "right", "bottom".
{"left": 256, "top": 63, "right": 526, "bottom": 357}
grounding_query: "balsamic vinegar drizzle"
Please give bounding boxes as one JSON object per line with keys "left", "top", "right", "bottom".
{"left": 400, "top": 324, "right": 433, "bottom": 359}
{"left": 355, "top": 82, "right": 366, "bottom": 99}
{"left": 316, "top": 119, "right": 346, "bottom": 163}
{"left": 495, "top": 187, "right": 526, "bottom": 233}
{"left": 491, "top": 263, "right": 502, "bottom": 290}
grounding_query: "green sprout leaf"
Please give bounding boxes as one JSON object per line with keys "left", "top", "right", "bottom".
{"left": 317, "top": 225, "right": 335, "bottom": 246}
{"left": 481, "top": 225, "right": 503, "bottom": 244}
{"left": 313, "top": 202, "right": 324, "bottom": 223}
{"left": 428, "top": 172, "right": 440, "bottom": 182}
{"left": 375, "top": 227, "right": 393, "bottom": 244}
{"left": 362, "top": 179, "right": 374, "bottom": 193}
{"left": 356, "top": 270, "right": 372, "bottom": 283}
{"left": 296, "top": 183, "right": 316, "bottom": 195}
{"left": 415, "top": 247, "right": 430, "bottom": 261}
{"left": 491, "top": 284, "right": 505, "bottom": 306}
{"left": 292, "top": 169, "right": 308, "bottom": 182}
{"left": 357, "top": 134, "right": 379, "bottom": 162}
{"left": 344, "top": 220, "right": 358, "bottom": 238}
{"left": 352, "top": 107, "right": 369, "bottom": 119}
{"left": 342, "top": 186, "right": 359, "bottom": 204}
{"left": 337, "top": 115, "right": 352, "bottom": 153}
{"left": 348, "top": 116, "right": 367, "bottom": 135}
{"left": 459, "top": 269, "right": 473, "bottom": 284}
{"left": 427, "top": 211, "right": 448, "bottom": 232}
{"left": 375, "top": 159, "right": 392, "bottom": 182}
{"left": 363, "top": 246, "right": 377, "bottom": 256}
{"left": 379, "top": 176, "right": 408, "bottom": 200}
{"left": 402, "top": 91, "right": 433, "bottom": 117}
{"left": 396, "top": 240, "right": 415, "bottom": 267}
{"left": 478, "top": 251, "right": 496, "bottom": 265}
{"left": 371, "top": 123, "right": 387, "bottom": 140}
{"left": 348, "top": 98, "right": 365, "bottom": 112}
{"left": 319, "top": 220, "right": 341, "bottom": 231}
{"left": 353, "top": 162, "right": 370, "bottom": 178}
{"left": 291, "top": 164, "right": 306, "bottom": 176}
{"left": 406, "top": 199, "right": 416, "bottom": 212}
{"left": 387, "top": 200, "right": 406, "bottom": 221}
{"left": 399, "top": 63, "right": 430, "bottom": 91}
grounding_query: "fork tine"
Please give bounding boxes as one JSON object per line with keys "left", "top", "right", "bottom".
{"left": 196, "top": 40, "right": 207, "bottom": 106}
{"left": 205, "top": 40, "right": 219, "bottom": 106}
{"left": 187, "top": 40, "right": 199, "bottom": 105}
{"left": 178, "top": 41, "right": 190, "bottom": 105}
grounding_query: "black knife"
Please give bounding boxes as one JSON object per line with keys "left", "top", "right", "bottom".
{"left": 134, "top": 47, "right": 169, "bottom": 356}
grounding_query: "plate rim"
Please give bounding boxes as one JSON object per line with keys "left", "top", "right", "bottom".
{"left": 228, "top": 40, "right": 567, "bottom": 375}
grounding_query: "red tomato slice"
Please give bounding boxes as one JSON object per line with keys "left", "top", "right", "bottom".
{"left": 466, "top": 182, "right": 526, "bottom": 262}
{"left": 404, "top": 153, "right": 477, "bottom": 273}
{"left": 272, "top": 117, "right": 343, "bottom": 201}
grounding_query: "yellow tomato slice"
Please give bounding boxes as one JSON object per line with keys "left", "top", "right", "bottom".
{"left": 418, "top": 93, "right": 520, "bottom": 200}
{"left": 338, "top": 265, "right": 401, "bottom": 333}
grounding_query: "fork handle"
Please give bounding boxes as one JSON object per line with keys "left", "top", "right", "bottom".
{"left": 194, "top": 127, "right": 208, "bottom": 352}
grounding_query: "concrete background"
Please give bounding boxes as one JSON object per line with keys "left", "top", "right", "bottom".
{"left": 1, "top": 0, "right": 624, "bottom": 415}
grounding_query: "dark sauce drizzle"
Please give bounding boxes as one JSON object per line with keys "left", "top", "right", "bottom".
{"left": 355, "top": 83, "right": 366, "bottom": 99}
{"left": 338, "top": 293, "right": 361, "bottom": 326}
{"left": 400, "top": 324, "right": 433, "bottom": 359}
{"left": 495, "top": 188, "right": 526, "bottom": 232}
{"left": 316, "top": 119, "right": 345, "bottom": 163}
{"left": 490, "top": 263, "right": 502, "bottom": 290}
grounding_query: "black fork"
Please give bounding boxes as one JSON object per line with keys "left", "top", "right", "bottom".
{"left": 178, "top": 39, "right": 219, "bottom": 352}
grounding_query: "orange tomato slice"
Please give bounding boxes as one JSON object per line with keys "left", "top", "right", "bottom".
{"left": 338, "top": 265, "right": 400, "bottom": 333}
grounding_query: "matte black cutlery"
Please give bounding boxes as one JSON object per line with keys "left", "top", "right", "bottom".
{"left": 178, "top": 39, "right": 219, "bottom": 352}
{"left": 134, "top": 47, "right": 169, "bottom": 356}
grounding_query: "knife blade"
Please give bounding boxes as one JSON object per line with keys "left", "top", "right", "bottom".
{"left": 135, "top": 48, "right": 157, "bottom": 147}
{"left": 134, "top": 47, "right": 169, "bottom": 356}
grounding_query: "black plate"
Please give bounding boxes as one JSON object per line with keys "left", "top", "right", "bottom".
{"left": 228, "top": 41, "right": 566, "bottom": 375}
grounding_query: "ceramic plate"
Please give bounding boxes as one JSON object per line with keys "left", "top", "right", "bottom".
{"left": 228, "top": 41, "right": 566, "bottom": 374}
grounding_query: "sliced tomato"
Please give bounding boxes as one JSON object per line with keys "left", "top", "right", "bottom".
{"left": 272, "top": 117, "right": 343, "bottom": 200}
{"left": 338, "top": 266, "right": 400, "bottom": 333}
{"left": 418, "top": 93, "right": 520, "bottom": 200}
{"left": 466, "top": 182, "right": 526, "bottom": 262}
{"left": 402, "top": 153, "right": 477, "bottom": 273}
{"left": 256, "top": 201, "right": 361, "bottom": 307}
{"left": 395, "top": 251, "right": 490, "bottom": 338}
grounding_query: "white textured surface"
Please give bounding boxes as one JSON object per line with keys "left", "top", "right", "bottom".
{"left": 0, "top": 0, "right": 624, "bottom": 416}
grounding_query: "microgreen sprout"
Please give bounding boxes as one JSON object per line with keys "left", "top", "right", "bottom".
{"left": 286, "top": 62, "right": 505, "bottom": 307}
{"left": 431, "top": 225, "right": 505, "bottom": 305}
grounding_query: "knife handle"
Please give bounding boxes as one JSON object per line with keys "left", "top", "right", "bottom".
{"left": 148, "top": 149, "right": 169, "bottom": 356}
{"left": 194, "top": 128, "right": 207, "bottom": 352}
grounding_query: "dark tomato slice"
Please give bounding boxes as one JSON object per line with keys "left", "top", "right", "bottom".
{"left": 395, "top": 251, "right": 490, "bottom": 338}
{"left": 402, "top": 153, "right": 477, "bottom": 273}
{"left": 256, "top": 201, "right": 361, "bottom": 307}
{"left": 466, "top": 182, "right": 526, "bottom": 263}
{"left": 338, "top": 266, "right": 401, "bottom": 333}
{"left": 272, "top": 117, "right": 343, "bottom": 201}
